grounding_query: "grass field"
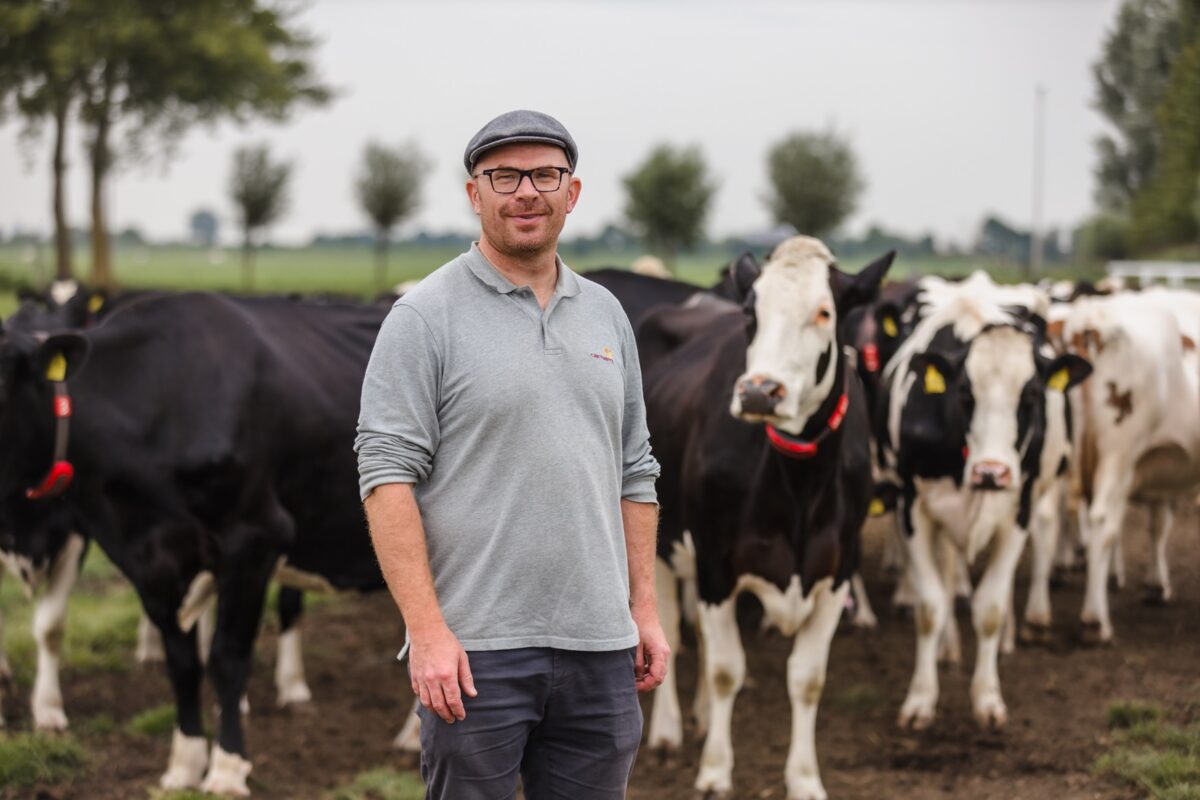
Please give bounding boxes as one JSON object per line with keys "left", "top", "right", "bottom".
{"left": 0, "top": 242, "right": 1090, "bottom": 304}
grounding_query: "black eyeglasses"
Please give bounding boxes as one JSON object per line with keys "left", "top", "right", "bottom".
{"left": 474, "top": 166, "right": 570, "bottom": 194}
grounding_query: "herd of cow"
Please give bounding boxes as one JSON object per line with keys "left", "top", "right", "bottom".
{"left": 0, "top": 234, "right": 1195, "bottom": 799}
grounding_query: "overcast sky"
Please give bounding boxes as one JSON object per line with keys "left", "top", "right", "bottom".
{"left": 0, "top": 0, "right": 1124, "bottom": 247}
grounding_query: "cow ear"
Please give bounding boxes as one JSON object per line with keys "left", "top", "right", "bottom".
{"left": 729, "top": 252, "right": 760, "bottom": 302}
{"left": 832, "top": 250, "right": 896, "bottom": 314}
{"left": 34, "top": 333, "right": 90, "bottom": 383}
{"left": 910, "top": 351, "right": 958, "bottom": 396}
{"left": 1041, "top": 353, "right": 1091, "bottom": 392}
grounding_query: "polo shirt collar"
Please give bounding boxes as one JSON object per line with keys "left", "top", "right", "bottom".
{"left": 465, "top": 243, "right": 581, "bottom": 299}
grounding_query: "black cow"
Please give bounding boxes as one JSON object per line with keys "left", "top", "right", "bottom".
{"left": 0, "top": 292, "right": 387, "bottom": 794}
{"left": 639, "top": 235, "right": 892, "bottom": 800}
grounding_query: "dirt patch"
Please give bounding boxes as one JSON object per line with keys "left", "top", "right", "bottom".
{"left": 4, "top": 504, "right": 1196, "bottom": 799}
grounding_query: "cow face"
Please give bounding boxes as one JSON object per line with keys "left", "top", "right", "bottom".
{"left": 730, "top": 236, "right": 893, "bottom": 434}
{"left": 910, "top": 326, "right": 1090, "bottom": 492}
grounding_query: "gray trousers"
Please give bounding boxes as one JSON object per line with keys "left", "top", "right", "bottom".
{"left": 415, "top": 647, "right": 643, "bottom": 800}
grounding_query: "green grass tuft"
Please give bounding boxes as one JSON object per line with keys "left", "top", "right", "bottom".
{"left": 0, "top": 733, "right": 87, "bottom": 788}
{"left": 828, "top": 682, "right": 888, "bottom": 714}
{"left": 326, "top": 767, "right": 425, "bottom": 800}
{"left": 126, "top": 703, "right": 177, "bottom": 736}
{"left": 1108, "top": 700, "right": 1163, "bottom": 730}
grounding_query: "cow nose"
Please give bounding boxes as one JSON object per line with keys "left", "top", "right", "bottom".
{"left": 970, "top": 461, "right": 1012, "bottom": 490}
{"left": 737, "top": 377, "right": 786, "bottom": 415}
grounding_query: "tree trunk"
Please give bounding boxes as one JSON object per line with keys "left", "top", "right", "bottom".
{"left": 51, "top": 95, "right": 73, "bottom": 282}
{"left": 88, "top": 74, "right": 114, "bottom": 289}
{"left": 374, "top": 230, "right": 388, "bottom": 293}
{"left": 242, "top": 226, "right": 255, "bottom": 293}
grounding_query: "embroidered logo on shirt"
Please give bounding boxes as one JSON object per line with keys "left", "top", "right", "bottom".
{"left": 590, "top": 346, "right": 615, "bottom": 363}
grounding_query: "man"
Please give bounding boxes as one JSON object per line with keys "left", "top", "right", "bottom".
{"left": 355, "top": 109, "right": 668, "bottom": 799}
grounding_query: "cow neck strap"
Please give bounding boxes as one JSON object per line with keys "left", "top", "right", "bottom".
{"left": 26, "top": 381, "right": 74, "bottom": 500}
{"left": 765, "top": 367, "right": 850, "bottom": 460}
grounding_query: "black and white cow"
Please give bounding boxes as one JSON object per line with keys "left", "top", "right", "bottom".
{"left": 879, "top": 275, "right": 1090, "bottom": 729}
{"left": 0, "top": 292, "right": 389, "bottom": 795}
{"left": 640, "top": 236, "right": 893, "bottom": 799}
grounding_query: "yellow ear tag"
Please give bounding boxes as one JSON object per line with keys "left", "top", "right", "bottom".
{"left": 924, "top": 364, "right": 946, "bottom": 395}
{"left": 88, "top": 295, "right": 104, "bottom": 313}
{"left": 882, "top": 316, "right": 898, "bottom": 337}
{"left": 1047, "top": 368, "right": 1069, "bottom": 392}
{"left": 45, "top": 353, "right": 67, "bottom": 382}
{"left": 868, "top": 498, "right": 886, "bottom": 517}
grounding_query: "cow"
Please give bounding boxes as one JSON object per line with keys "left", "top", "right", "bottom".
{"left": 0, "top": 292, "right": 389, "bottom": 795}
{"left": 640, "top": 236, "right": 893, "bottom": 800}
{"left": 879, "top": 274, "right": 1091, "bottom": 730}
{"left": 1058, "top": 289, "right": 1200, "bottom": 643}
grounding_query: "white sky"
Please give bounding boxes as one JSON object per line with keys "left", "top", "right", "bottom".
{"left": 0, "top": 0, "right": 1123, "bottom": 247}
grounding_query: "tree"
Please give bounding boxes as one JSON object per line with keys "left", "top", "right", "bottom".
{"left": 229, "top": 144, "right": 290, "bottom": 291}
{"left": 0, "top": 0, "right": 81, "bottom": 281}
{"left": 1092, "top": 0, "right": 1183, "bottom": 212}
{"left": 189, "top": 208, "right": 218, "bottom": 247}
{"left": 764, "top": 130, "right": 864, "bottom": 239}
{"left": 355, "top": 141, "right": 426, "bottom": 291}
{"left": 1129, "top": 1, "right": 1200, "bottom": 249}
{"left": 622, "top": 144, "right": 715, "bottom": 267}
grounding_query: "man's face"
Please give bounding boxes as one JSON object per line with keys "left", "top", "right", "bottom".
{"left": 466, "top": 142, "right": 581, "bottom": 259}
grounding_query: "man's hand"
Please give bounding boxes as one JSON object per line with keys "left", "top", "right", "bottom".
{"left": 409, "top": 624, "right": 477, "bottom": 723}
{"left": 632, "top": 609, "right": 669, "bottom": 693}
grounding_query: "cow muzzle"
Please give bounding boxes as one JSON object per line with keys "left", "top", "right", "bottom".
{"left": 736, "top": 376, "right": 786, "bottom": 416}
{"left": 969, "top": 460, "right": 1013, "bottom": 491}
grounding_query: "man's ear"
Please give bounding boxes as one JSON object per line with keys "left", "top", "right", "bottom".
{"left": 1041, "top": 353, "right": 1092, "bottom": 392}
{"left": 831, "top": 250, "right": 896, "bottom": 314}
{"left": 34, "top": 333, "right": 90, "bottom": 382}
{"left": 465, "top": 179, "right": 482, "bottom": 215}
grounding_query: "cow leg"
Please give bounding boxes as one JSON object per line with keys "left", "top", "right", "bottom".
{"left": 694, "top": 595, "right": 744, "bottom": 797}
{"left": 201, "top": 540, "right": 277, "bottom": 796}
{"left": 1143, "top": 502, "right": 1173, "bottom": 604}
{"left": 32, "top": 533, "right": 84, "bottom": 731}
{"left": 889, "top": 516, "right": 916, "bottom": 612}
{"left": 1110, "top": 528, "right": 1127, "bottom": 590}
{"left": 1023, "top": 482, "right": 1061, "bottom": 642}
{"left": 784, "top": 579, "right": 848, "bottom": 800}
{"left": 1001, "top": 591, "right": 1015, "bottom": 656}
{"left": 970, "top": 525, "right": 1028, "bottom": 730}
{"left": 158, "top": 618, "right": 208, "bottom": 790}
{"left": 647, "top": 558, "right": 683, "bottom": 755}
{"left": 1081, "top": 467, "right": 1132, "bottom": 643}
{"left": 137, "top": 612, "right": 165, "bottom": 662}
{"left": 692, "top": 611, "right": 710, "bottom": 739}
{"left": 935, "top": 534, "right": 961, "bottom": 666}
{"left": 274, "top": 588, "right": 311, "bottom": 707}
{"left": 849, "top": 572, "right": 878, "bottom": 629}
{"left": 898, "top": 508, "right": 947, "bottom": 730}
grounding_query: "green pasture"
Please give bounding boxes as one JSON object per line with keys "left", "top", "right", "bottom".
{"left": 1095, "top": 701, "right": 1200, "bottom": 799}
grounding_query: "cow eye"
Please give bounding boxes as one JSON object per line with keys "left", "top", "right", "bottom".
{"left": 815, "top": 308, "right": 832, "bottom": 324}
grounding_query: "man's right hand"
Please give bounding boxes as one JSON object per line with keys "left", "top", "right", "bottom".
{"left": 409, "top": 624, "right": 477, "bottom": 723}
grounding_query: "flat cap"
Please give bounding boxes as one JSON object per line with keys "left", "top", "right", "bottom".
{"left": 464, "top": 110, "right": 578, "bottom": 174}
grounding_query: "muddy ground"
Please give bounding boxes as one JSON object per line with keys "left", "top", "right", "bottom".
{"left": 6, "top": 504, "right": 1197, "bottom": 799}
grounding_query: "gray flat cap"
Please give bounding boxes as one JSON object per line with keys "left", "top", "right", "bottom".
{"left": 464, "top": 110, "right": 578, "bottom": 174}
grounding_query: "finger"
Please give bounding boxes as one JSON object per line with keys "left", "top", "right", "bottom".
{"left": 443, "top": 677, "right": 465, "bottom": 721}
{"left": 635, "top": 641, "right": 647, "bottom": 678}
{"left": 429, "top": 684, "right": 454, "bottom": 724}
{"left": 418, "top": 681, "right": 433, "bottom": 711}
{"left": 459, "top": 651, "right": 478, "bottom": 698}
{"left": 649, "top": 643, "right": 669, "bottom": 683}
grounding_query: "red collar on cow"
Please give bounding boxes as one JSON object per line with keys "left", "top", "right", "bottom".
{"left": 26, "top": 381, "right": 74, "bottom": 500}
{"left": 765, "top": 373, "right": 850, "bottom": 460}
{"left": 861, "top": 342, "right": 880, "bottom": 373}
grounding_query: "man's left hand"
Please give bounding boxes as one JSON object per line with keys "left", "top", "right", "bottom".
{"left": 632, "top": 611, "right": 669, "bottom": 693}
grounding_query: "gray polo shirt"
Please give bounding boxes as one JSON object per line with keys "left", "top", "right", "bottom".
{"left": 355, "top": 245, "right": 659, "bottom": 653}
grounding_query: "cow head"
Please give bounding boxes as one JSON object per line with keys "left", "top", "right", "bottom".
{"left": 729, "top": 235, "right": 894, "bottom": 433}
{"left": 910, "top": 325, "right": 1090, "bottom": 492}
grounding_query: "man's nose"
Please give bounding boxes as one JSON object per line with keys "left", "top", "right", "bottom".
{"left": 513, "top": 173, "right": 539, "bottom": 197}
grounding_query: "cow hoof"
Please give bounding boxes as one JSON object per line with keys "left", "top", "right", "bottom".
{"left": 1019, "top": 622, "right": 1053, "bottom": 645}
{"left": 851, "top": 608, "right": 879, "bottom": 630}
{"left": 1079, "top": 621, "right": 1113, "bottom": 646}
{"left": 33, "top": 706, "right": 69, "bottom": 732}
{"left": 161, "top": 731, "right": 209, "bottom": 790}
{"left": 201, "top": 746, "right": 252, "bottom": 797}
{"left": 786, "top": 776, "right": 828, "bottom": 800}
{"left": 973, "top": 697, "right": 1008, "bottom": 730}
{"left": 897, "top": 700, "right": 936, "bottom": 731}
{"left": 276, "top": 680, "right": 313, "bottom": 708}
{"left": 1141, "top": 585, "right": 1170, "bottom": 606}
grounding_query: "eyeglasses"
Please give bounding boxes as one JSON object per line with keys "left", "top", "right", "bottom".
{"left": 474, "top": 166, "right": 570, "bottom": 194}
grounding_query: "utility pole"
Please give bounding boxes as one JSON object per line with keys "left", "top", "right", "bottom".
{"left": 1030, "top": 85, "right": 1046, "bottom": 279}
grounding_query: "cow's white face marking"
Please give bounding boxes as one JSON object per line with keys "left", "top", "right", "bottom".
{"left": 731, "top": 237, "right": 838, "bottom": 434}
{"left": 963, "top": 326, "right": 1036, "bottom": 488}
